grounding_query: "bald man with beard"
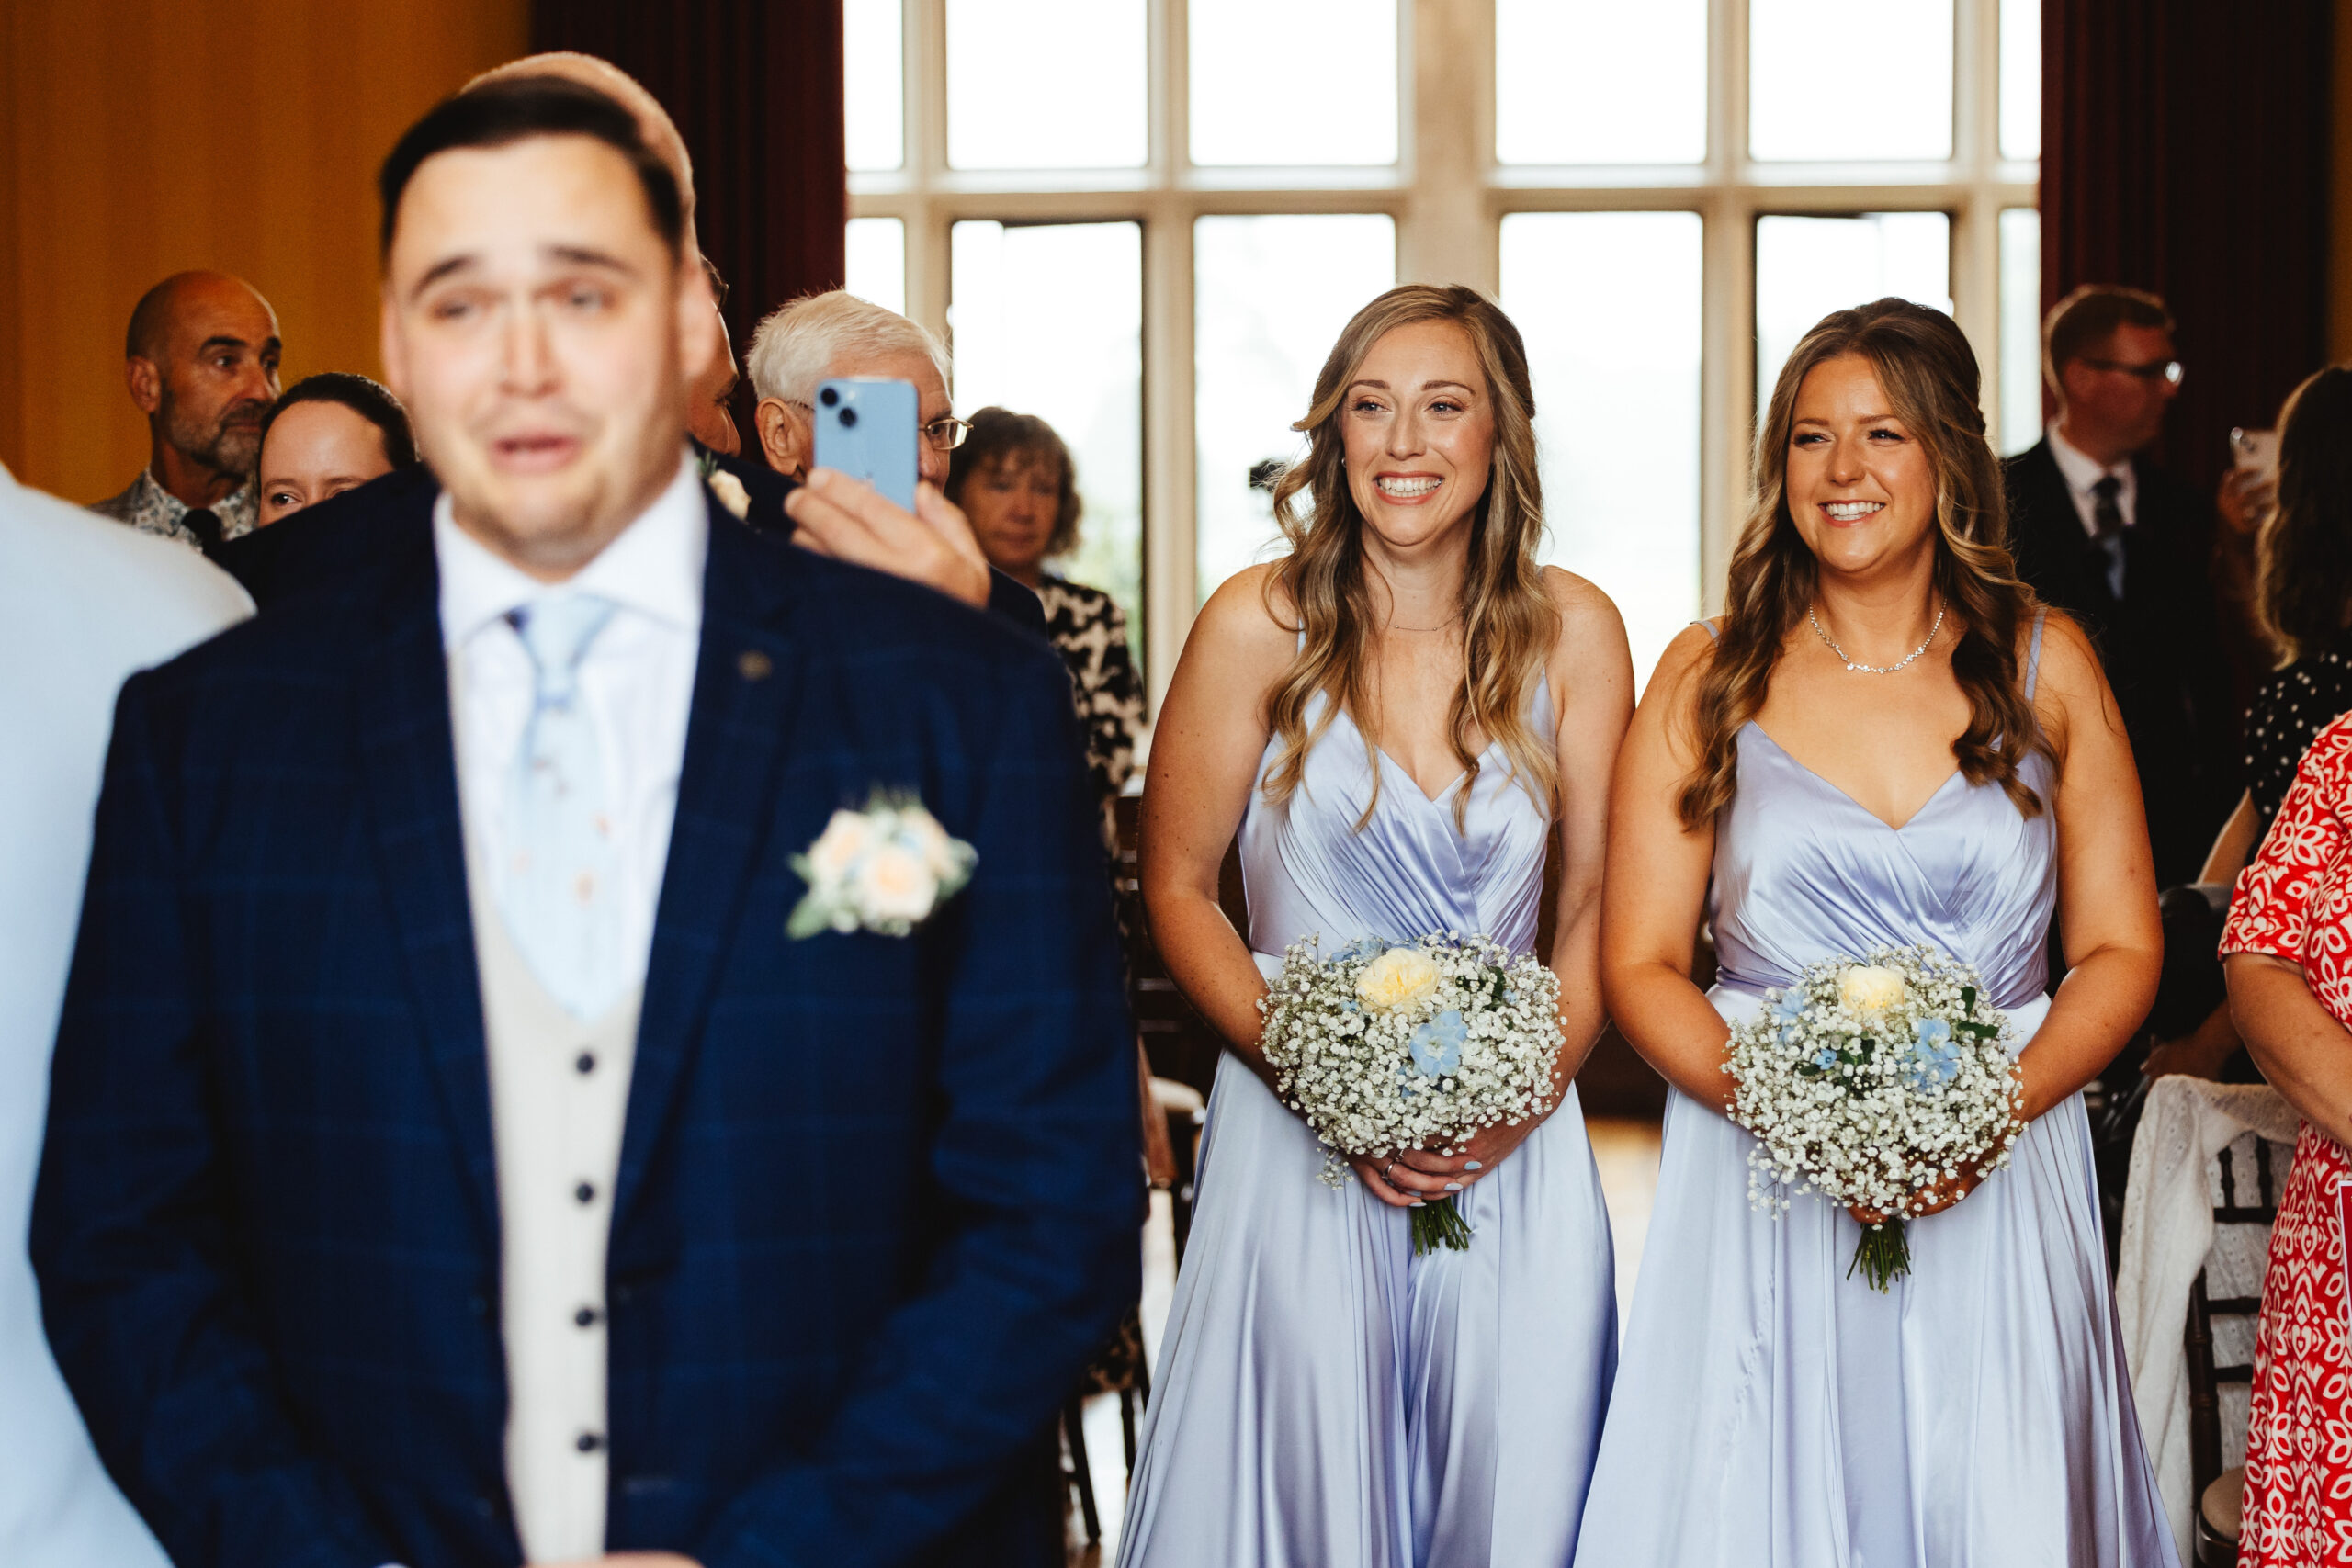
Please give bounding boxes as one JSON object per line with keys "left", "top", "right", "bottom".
{"left": 91, "top": 272, "right": 282, "bottom": 553}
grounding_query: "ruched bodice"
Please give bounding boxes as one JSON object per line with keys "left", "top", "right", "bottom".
{"left": 1241, "top": 677, "right": 1554, "bottom": 961}
{"left": 1710, "top": 722, "right": 2057, "bottom": 1010}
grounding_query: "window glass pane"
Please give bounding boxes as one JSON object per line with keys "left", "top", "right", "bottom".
{"left": 2000, "top": 0, "right": 2041, "bottom": 161}
{"left": 1496, "top": 0, "right": 1704, "bottom": 165}
{"left": 843, "top": 218, "right": 906, "bottom": 317}
{"left": 947, "top": 0, "right": 1146, "bottom": 169}
{"left": 1755, "top": 213, "right": 1951, "bottom": 411}
{"left": 1190, "top": 0, "right": 1396, "bottom": 166}
{"left": 1749, "top": 0, "right": 1952, "bottom": 161}
{"left": 1999, "top": 209, "right": 2043, "bottom": 455}
{"left": 950, "top": 221, "right": 1145, "bottom": 665}
{"left": 844, "top": 0, "right": 903, "bottom": 172}
{"left": 1194, "top": 215, "right": 1397, "bottom": 602}
{"left": 1501, "top": 212, "right": 1702, "bottom": 691}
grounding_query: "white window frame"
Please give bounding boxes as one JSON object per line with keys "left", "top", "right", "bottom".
{"left": 851, "top": 0, "right": 2037, "bottom": 710}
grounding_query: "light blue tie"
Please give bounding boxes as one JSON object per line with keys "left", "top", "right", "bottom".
{"left": 500, "top": 593, "right": 625, "bottom": 1021}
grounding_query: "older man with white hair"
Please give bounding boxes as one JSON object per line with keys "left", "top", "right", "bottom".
{"left": 744, "top": 290, "right": 1048, "bottom": 624}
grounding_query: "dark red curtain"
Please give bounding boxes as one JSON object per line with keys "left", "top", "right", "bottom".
{"left": 530, "top": 0, "right": 846, "bottom": 412}
{"left": 2041, "top": 0, "right": 2333, "bottom": 504}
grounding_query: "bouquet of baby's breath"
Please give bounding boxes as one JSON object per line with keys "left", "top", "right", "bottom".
{"left": 1724, "top": 943, "right": 2025, "bottom": 1291}
{"left": 1258, "top": 933, "right": 1565, "bottom": 1255}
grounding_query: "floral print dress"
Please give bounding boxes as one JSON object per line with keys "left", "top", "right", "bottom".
{"left": 2221, "top": 710, "right": 2352, "bottom": 1564}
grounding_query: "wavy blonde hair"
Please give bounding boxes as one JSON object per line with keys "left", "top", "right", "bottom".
{"left": 1260, "top": 284, "right": 1559, "bottom": 831}
{"left": 1677, "top": 297, "right": 2048, "bottom": 829}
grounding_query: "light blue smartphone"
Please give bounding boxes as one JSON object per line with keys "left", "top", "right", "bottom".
{"left": 811, "top": 377, "right": 919, "bottom": 512}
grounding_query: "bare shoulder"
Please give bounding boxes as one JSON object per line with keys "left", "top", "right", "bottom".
{"left": 1645, "top": 620, "right": 1718, "bottom": 708}
{"left": 2024, "top": 606, "right": 2104, "bottom": 705}
{"left": 1187, "top": 561, "right": 1298, "bottom": 664}
{"left": 1538, "top": 564, "right": 1629, "bottom": 655}
{"left": 2020, "top": 607, "right": 2115, "bottom": 758}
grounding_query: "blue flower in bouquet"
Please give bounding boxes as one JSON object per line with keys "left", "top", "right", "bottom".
{"left": 1908, "top": 1016, "right": 1962, "bottom": 1089}
{"left": 1334, "top": 937, "right": 1393, "bottom": 964}
{"left": 1408, "top": 1009, "right": 1466, "bottom": 1077}
{"left": 1772, "top": 987, "right": 1809, "bottom": 1045}
{"left": 1813, "top": 1043, "right": 1842, "bottom": 1072}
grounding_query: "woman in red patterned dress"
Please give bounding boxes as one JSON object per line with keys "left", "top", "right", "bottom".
{"left": 2222, "top": 707, "right": 2352, "bottom": 1564}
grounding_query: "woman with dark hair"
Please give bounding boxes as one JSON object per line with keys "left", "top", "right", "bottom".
{"left": 2211, "top": 366, "right": 2352, "bottom": 1564}
{"left": 1582, "top": 299, "right": 2170, "bottom": 1561}
{"left": 1120, "top": 285, "right": 1629, "bottom": 1565}
{"left": 254, "top": 372, "right": 417, "bottom": 527}
{"left": 945, "top": 407, "right": 1142, "bottom": 821}
{"left": 2138, "top": 366, "right": 2352, "bottom": 1083}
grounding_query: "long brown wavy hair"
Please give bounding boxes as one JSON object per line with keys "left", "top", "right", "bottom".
{"left": 2256, "top": 365, "right": 2352, "bottom": 664}
{"left": 1260, "top": 284, "right": 1558, "bottom": 831}
{"left": 1676, "top": 297, "right": 2048, "bottom": 829}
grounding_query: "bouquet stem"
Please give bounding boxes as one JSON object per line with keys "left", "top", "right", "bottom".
{"left": 1848, "top": 1217, "right": 1911, "bottom": 1292}
{"left": 1410, "top": 1196, "right": 1474, "bottom": 1254}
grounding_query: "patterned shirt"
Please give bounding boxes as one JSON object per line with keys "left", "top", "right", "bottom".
{"left": 2246, "top": 630, "right": 2352, "bottom": 835}
{"left": 88, "top": 469, "right": 256, "bottom": 550}
{"left": 1036, "top": 576, "right": 1144, "bottom": 828}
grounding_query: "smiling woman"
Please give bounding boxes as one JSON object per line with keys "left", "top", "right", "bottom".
{"left": 1581, "top": 297, "right": 2171, "bottom": 1562}
{"left": 1120, "top": 282, "right": 1634, "bottom": 1565}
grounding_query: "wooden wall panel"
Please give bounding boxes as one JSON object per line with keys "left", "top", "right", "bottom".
{"left": 0, "top": 0, "right": 528, "bottom": 502}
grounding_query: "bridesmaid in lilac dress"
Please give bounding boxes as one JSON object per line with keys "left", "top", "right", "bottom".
{"left": 1117, "top": 285, "right": 1631, "bottom": 1568}
{"left": 1581, "top": 299, "right": 2175, "bottom": 1565}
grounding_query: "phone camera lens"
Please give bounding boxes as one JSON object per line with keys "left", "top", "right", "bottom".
{"left": 819, "top": 387, "right": 840, "bottom": 408}
{"left": 838, "top": 407, "right": 858, "bottom": 428}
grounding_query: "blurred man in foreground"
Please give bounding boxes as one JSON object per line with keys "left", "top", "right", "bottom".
{"left": 33, "top": 74, "right": 1133, "bottom": 1568}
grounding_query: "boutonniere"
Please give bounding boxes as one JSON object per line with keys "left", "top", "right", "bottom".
{"left": 697, "top": 454, "right": 752, "bottom": 520}
{"left": 787, "top": 790, "right": 977, "bottom": 939}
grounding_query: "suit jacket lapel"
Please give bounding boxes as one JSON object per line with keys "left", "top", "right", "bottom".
{"left": 354, "top": 511, "right": 503, "bottom": 1234}
{"left": 613, "top": 508, "right": 804, "bottom": 1228}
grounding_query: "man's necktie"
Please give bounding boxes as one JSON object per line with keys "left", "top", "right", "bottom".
{"left": 500, "top": 594, "right": 626, "bottom": 1021}
{"left": 2090, "top": 474, "right": 2127, "bottom": 601}
{"left": 180, "top": 507, "right": 223, "bottom": 555}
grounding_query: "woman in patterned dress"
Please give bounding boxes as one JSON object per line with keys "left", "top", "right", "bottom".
{"left": 946, "top": 406, "right": 1145, "bottom": 821}
{"left": 2222, "top": 708, "right": 2352, "bottom": 1562}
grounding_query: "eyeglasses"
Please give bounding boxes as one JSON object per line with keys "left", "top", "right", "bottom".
{"left": 784, "top": 401, "right": 972, "bottom": 452}
{"left": 2081, "top": 356, "right": 2185, "bottom": 387}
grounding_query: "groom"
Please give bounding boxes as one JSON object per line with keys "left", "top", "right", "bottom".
{"left": 31, "top": 77, "right": 1136, "bottom": 1568}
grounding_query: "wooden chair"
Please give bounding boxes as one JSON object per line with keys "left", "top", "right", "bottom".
{"left": 2187, "top": 1138, "right": 2286, "bottom": 1566}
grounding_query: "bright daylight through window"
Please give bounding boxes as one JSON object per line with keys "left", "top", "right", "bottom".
{"left": 845, "top": 0, "right": 2040, "bottom": 703}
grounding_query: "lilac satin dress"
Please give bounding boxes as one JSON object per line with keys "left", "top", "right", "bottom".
{"left": 1117, "top": 679, "right": 1617, "bottom": 1568}
{"left": 1574, "top": 618, "right": 2176, "bottom": 1567}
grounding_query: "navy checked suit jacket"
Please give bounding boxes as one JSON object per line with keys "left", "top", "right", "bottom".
{"left": 30, "top": 484, "right": 1139, "bottom": 1568}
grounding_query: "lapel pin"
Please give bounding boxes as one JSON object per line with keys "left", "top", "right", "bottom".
{"left": 737, "top": 649, "right": 774, "bottom": 682}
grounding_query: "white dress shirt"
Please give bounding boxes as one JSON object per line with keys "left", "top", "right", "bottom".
{"left": 436, "top": 452, "right": 706, "bottom": 1562}
{"left": 2048, "top": 422, "right": 2139, "bottom": 537}
{"left": 0, "top": 462, "right": 252, "bottom": 1567}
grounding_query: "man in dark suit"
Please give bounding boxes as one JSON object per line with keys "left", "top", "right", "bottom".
{"left": 2005, "top": 285, "right": 2237, "bottom": 885}
{"left": 32, "top": 76, "right": 1134, "bottom": 1568}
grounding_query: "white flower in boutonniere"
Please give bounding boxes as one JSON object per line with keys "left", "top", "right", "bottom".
{"left": 787, "top": 790, "right": 977, "bottom": 938}
{"left": 706, "top": 469, "right": 751, "bottom": 520}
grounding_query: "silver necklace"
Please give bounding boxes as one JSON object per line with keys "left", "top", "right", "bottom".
{"left": 1807, "top": 600, "right": 1944, "bottom": 674}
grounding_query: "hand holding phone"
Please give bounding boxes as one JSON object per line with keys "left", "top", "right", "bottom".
{"left": 810, "top": 378, "right": 919, "bottom": 512}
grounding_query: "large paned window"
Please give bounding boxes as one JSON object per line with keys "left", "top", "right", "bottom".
{"left": 846, "top": 0, "right": 2041, "bottom": 701}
